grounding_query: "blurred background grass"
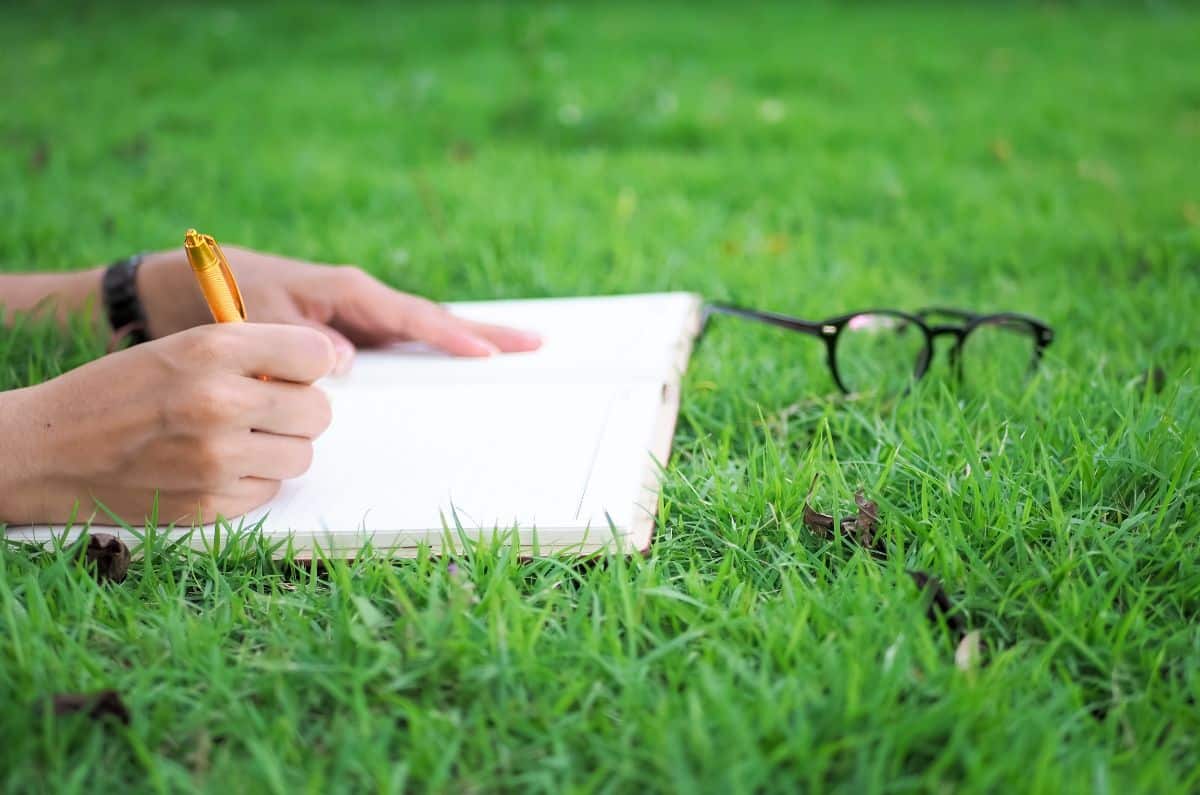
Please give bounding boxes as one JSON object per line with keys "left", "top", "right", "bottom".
{"left": 3, "top": 3, "right": 1197, "bottom": 302}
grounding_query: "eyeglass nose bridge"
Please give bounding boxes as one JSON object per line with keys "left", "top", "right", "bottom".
{"left": 927, "top": 324, "right": 967, "bottom": 338}
{"left": 913, "top": 324, "right": 968, "bottom": 380}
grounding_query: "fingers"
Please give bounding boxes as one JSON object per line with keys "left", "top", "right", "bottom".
{"left": 195, "top": 431, "right": 317, "bottom": 488}
{"left": 228, "top": 477, "right": 283, "bottom": 515}
{"left": 160, "top": 477, "right": 281, "bottom": 526}
{"left": 175, "top": 324, "right": 337, "bottom": 383}
{"left": 331, "top": 268, "right": 542, "bottom": 356}
{"left": 236, "top": 432, "right": 316, "bottom": 481}
{"left": 366, "top": 286, "right": 499, "bottom": 356}
{"left": 242, "top": 379, "right": 332, "bottom": 438}
{"left": 464, "top": 319, "right": 543, "bottom": 353}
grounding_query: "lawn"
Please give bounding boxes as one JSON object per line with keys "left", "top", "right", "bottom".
{"left": 2, "top": 1, "right": 1199, "bottom": 791}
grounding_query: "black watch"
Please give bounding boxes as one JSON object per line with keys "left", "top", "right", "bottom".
{"left": 101, "top": 254, "right": 149, "bottom": 346}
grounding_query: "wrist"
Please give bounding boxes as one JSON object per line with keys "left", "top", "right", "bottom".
{"left": 70, "top": 267, "right": 105, "bottom": 311}
{"left": 137, "top": 250, "right": 210, "bottom": 338}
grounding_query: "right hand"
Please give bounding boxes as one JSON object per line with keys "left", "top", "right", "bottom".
{"left": 0, "top": 323, "right": 336, "bottom": 526}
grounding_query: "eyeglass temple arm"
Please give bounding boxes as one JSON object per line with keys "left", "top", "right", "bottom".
{"left": 700, "top": 303, "right": 828, "bottom": 339}
{"left": 918, "top": 307, "right": 1054, "bottom": 339}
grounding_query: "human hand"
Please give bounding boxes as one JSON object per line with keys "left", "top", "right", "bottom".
{"left": 0, "top": 324, "right": 336, "bottom": 526}
{"left": 136, "top": 245, "right": 542, "bottom": 372}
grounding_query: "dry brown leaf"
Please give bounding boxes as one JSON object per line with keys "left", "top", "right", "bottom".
{"left": 801, "top": 475, "right": 835, "bottom": 539}
{"left": 50, "top": 690, "right": 130, "bottom": 724}
{"left": 802, "top": 503, "right": 836, "bottom": 538}
{"left": 86, "top": 533, "right": 130, "bottom": 583}
{"left": 802, "top": 478, "right": 885, "bottom": 550}
{"left": 852, "top": 490, "right": 881, "bottom": 548}
{"left": 955, "top": 630, "right": 982, "bottom": 671}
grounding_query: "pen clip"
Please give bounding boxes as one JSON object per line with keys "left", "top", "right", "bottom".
{"left": 208, "top": 235, "right": 247, "bottom": 321}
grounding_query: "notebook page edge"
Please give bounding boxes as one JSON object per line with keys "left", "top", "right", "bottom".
{"left": 626, "top": 293, "right": 703, "bottom": 555}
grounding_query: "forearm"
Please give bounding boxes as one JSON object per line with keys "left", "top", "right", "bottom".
{"left": 0, "top": 386, "right": 51, "bottom": 524}
{"left": 0, "top": 269, "right": 104, "bottom": 324}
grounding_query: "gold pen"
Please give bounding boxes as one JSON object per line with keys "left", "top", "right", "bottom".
{"left": 183, "top": 228, "right": 246, "bottom": 324}
{"left": 183, "top": 229, "right": 269, "bottom": 380}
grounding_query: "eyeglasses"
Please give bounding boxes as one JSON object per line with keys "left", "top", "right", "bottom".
{"left": 700, "top": 303, "right": 1054, "bottom": 397}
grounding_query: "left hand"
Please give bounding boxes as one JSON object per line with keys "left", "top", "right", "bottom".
{"left": 136, "top": 245, "right": 542, "bottom": 373}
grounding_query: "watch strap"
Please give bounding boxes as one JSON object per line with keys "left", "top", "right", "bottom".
{"left": 101, "top": 254, "right": 148, "bottom": 346}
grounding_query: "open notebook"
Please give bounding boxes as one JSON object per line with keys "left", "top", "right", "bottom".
{"left": 10, "top": 292, "right": 703, "bottom": 557}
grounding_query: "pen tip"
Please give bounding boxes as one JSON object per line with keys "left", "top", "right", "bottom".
{"left": 184, "top": 228, "right": 201, "bottom": 247}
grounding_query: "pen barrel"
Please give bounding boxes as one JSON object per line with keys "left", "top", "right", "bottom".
{"left": 194, "top": 270, "right": 246, "bottom": 323}
{"left": 184, "top": 229, "right": 247, "bottom": 323}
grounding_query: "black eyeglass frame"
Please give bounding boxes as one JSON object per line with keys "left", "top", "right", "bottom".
{"left": 699, "top": 303, "right": 1055, "bottom": 395}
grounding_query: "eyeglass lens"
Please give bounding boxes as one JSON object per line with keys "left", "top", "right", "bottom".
{"left": 835, "top": 312, "right": 929, "bottom": 397}
{"left": 958, "top": 318, "right": 1040, "bottom": 395}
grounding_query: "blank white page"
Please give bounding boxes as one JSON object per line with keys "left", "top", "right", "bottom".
{"left": 11, "top": 292, "right": 702, "bottom": 557}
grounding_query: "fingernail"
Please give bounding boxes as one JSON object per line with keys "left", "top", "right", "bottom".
{"left": 478, "top": 339, "right": 501, "bottom": 356}
{"left": 518, "top": 329, "right": 543, "bottom": 347}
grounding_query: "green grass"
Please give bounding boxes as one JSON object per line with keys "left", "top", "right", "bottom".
{"left": 3, "top": 1, "right": 1199, "bottom": 791}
